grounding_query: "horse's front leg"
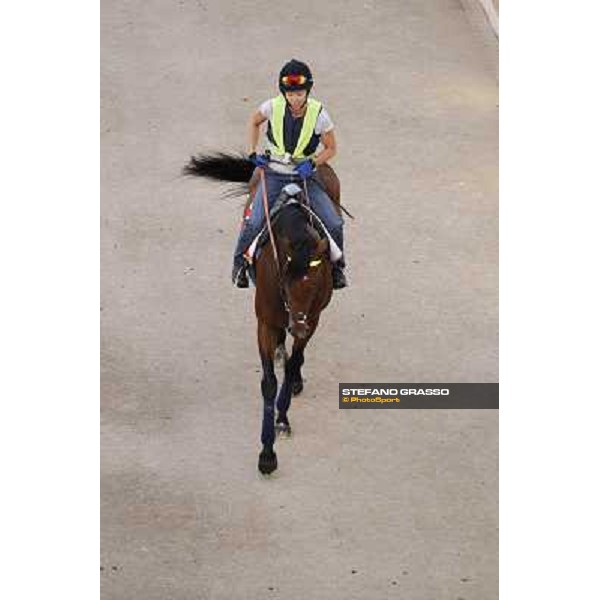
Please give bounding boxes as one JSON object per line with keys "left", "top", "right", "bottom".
{"left": 257, "top": 320, "right": 281, "bottom": 474}
{"left": 275, "top": 322, "right": 317, "bottom": 436}
{"left": 290, "top": 344, "right": 306, "bottom": 397}
{"left": 275, "top": 343, "right": 303, "bottom": 437}
{"left": 289, "top": 315, "right": 321, "bottom": 396}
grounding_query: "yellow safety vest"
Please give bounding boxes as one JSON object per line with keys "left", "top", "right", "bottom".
{"left": 269, "top": 95, "right": 322, "bottom": 160}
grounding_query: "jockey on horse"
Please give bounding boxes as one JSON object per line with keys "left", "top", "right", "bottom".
{"left": 232, "top": 59, "right": 348, "bottom": 290}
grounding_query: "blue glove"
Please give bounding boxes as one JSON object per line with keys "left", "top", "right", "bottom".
{"left": 249, "top": 152, "right": 269, "bottom": 168}
{"left": 294, "top": 159, "right": 316, "bottom": 180}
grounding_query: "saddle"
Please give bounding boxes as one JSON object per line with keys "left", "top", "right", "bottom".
{"left": 247, "top": 163, "right": 342, "bottom": 217}
{"left": 244, "top": 183, "right": 342, "bottom": 265}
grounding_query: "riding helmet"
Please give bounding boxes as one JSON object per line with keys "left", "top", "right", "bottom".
{"left": 278, "top": 59, "right": 314, "bottom": 95}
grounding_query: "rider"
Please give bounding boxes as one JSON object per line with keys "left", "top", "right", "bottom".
{"left": 232, "top": 59, "right": 347, "bottom": 289}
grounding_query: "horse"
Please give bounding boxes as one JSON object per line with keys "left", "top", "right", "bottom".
{"left": 183, "top": 153, "right": 338, "bottom": 474}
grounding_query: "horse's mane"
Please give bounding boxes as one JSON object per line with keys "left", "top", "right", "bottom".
{"left": 274, "top": 203, "right": 316, "bottom": 280}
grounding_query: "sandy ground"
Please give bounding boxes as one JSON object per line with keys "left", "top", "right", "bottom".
{"left": 101, "top": 1, "right": 498, "bottom": 598}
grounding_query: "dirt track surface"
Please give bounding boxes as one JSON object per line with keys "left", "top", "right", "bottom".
{"left": 101, "top": 1, "right": 498, "bottom": 598}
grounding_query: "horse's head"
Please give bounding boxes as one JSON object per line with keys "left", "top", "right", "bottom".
{"left": 274, "top": 200, "right": 331, "bottom": 339}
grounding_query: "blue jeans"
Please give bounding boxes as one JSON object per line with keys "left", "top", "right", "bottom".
{"left": 233, "top": 168, "right": 345, "bottom": 267}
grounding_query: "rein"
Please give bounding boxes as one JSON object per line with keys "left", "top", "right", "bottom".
{"left": 302, "top": 179, "right": 315, "bottom": 227}
{"left": 258, "top": 168, "right": 292, "bottom": 316}
{"left": 266, "top": 154, "right": 355, "bottom": 220}
{"left": 259, "top": 167, "right": 281, "bottom": 278}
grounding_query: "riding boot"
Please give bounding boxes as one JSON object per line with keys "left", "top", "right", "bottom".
{"left": 232, "top": 221, "right": 259, "bottom": 288}
{"left": 330, "top": 227, "right": 348, "bottom": 290}
{"left": 332, "top": 263, "right": 347, "bottom": 289}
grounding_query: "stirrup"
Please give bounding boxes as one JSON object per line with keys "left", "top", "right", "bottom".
{"left": 232, "top": 264, "right": 249, "bottom": 288}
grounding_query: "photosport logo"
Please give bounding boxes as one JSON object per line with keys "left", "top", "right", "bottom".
{"left": 338, "top": 384, "right": 499, "bottom": 409}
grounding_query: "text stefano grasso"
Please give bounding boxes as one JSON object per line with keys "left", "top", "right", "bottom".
{"left": 341, "top": 388, "right": 450, "bottom": 396}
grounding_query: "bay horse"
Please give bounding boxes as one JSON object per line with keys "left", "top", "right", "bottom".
{"left": 183, "top": 153, "right": 340, "bottom": 474}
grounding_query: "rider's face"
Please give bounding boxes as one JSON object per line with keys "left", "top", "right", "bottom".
{"left": 285, "top": 90, "right": 308, "bottom": 110}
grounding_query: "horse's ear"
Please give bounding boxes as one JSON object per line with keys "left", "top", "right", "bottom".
{"left": 316, "top": 237, "right": 329, "bottom": 256}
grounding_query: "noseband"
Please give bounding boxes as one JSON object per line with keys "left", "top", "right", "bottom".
{"left": 281, "top": 254, "right": 321, "bottom": 334}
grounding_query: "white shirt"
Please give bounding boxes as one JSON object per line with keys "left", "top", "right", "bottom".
{"left": 258, "top": 98, "right": 334, "bottom": 135}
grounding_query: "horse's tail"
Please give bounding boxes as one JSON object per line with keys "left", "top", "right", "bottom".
{"left": 182, "top": 152, "right": 254, "bottom": 184}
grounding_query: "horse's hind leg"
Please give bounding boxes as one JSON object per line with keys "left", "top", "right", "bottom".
{"left": 258, "top": 321, "right": 280, "bottom": 474}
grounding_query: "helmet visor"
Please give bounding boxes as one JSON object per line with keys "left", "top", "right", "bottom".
{"left": 281, "top": 74, "right": 307, "bottom": 87}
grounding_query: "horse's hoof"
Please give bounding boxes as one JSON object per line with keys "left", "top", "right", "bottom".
{"left": 275, "top": 422, "right": 292, "bottom": 437}
{"left": 258, "top": 449, "right": 278, "bottom": 474}
{"left": 292, "top": 379, "right": 304, "bottom": 396}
